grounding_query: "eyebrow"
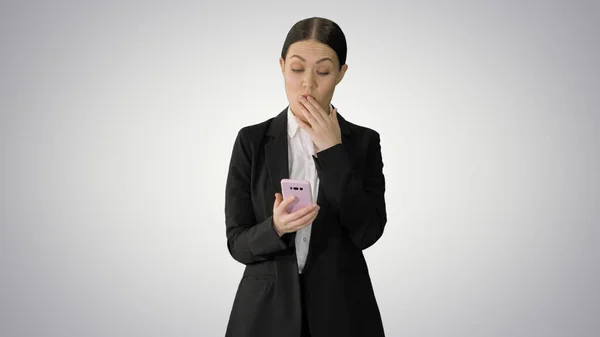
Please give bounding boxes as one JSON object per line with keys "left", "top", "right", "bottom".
{"left": 289, "top": 54, "right": 334, "bottom": 64}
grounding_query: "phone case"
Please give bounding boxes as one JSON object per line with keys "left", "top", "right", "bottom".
{"left": 281, "top": 179, "right": 313, "bottom": 213}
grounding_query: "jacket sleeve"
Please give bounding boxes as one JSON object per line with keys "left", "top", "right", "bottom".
{"left": 224, "top": 129, "right": 290, "bottom": 265}
{"left": 313, "top": 131, "right": 387, "bottom": 250}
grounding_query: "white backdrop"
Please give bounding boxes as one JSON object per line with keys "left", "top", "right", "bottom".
{"left": 1, "top": 1, "right": 599, "bottom": 336}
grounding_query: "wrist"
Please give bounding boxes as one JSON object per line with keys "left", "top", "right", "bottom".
{"left": 272, "top": 218, "right": 283, "bottom": 237}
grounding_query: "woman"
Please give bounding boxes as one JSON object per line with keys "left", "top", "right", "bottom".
{"left": 224, "top": 17, "right": 387, "bottom": 337}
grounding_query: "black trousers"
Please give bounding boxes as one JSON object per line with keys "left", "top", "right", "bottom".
{"left": 299, "top": 274, "right": 311, "bottom": 337}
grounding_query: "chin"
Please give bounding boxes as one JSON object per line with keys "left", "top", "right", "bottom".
{"left": 291, "top": 103, "right": 302, "bottom": 114}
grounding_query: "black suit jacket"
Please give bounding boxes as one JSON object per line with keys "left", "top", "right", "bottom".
{"left": 224, "top": 107, "right": 387, "bottom": 337}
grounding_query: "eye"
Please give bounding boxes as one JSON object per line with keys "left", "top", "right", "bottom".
{"left": 317, "top": 72, "right": 330, "bottom": 76}
{"left": 292, "top": 69, "right": 304, "bottom": 73}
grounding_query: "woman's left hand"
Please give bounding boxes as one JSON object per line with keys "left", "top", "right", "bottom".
{"left": 295, "top": 96, "right": 342, "bottom": 153}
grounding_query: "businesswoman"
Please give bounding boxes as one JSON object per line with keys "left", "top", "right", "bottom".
{"left": 224, "top": 17, "right": 387, "bottom": 337}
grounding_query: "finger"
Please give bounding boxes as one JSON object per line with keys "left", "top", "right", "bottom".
{"left": 293, "top": 114, "right": 315, "bottom": 137}
{"left": 287, "top": 207, "right": 320, "bottom": 230}
{"left": 276, "top": 195, "right": 297, "bottom": 214}
{"left": 299, "top": 97, "right": 323, "bottom": 125}
{"left": 284, "top": 204, "right": 319, "bottom": 225}
{"left": 306, "top": 96, "right": 329, "bottom": 122}
{"left": 299, "top": 97, "right": 326, "bottom": 126}
{"left": 330, "top": 107, "right": 338, "bottom": 122}
{"left": 283, "top": 203, "right": 319, "bottom": 223}
{"left": 273, "top": 193, "right": 283, "bottom": 208}
{"left": 298, "top": 101, "right": 320, "bottom": 128}
{"left": 287, "top": 211, "right": 318, "bottom": 231}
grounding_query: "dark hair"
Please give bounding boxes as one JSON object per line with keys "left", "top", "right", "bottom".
{"left": 281, "top": 17, "right": 347, "bottom": 70}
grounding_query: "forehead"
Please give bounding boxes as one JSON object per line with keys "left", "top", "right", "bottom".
{"left": 286, "top": 40, "right": 338, "bottom": 64}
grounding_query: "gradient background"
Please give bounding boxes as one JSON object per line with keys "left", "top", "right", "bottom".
{"left": 1, "top": 1, "right": 599, "bottom": 336}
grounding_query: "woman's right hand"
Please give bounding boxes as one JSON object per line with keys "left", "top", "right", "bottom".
{"left": 272, "top": 193, "right": 320, "bottom": 237}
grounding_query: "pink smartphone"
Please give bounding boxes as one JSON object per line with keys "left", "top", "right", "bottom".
{"left": 281, "top": 179, "right": 313, "bottom": 213}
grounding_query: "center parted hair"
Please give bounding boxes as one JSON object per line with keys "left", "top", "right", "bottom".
{"left": 281, "top": 17, "right": 347, "bottom": 70}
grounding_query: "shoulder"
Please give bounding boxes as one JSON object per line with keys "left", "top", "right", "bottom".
{"left": 237, "top": 117, "right": 274, "bottom": 141}
{"left": 234, "top": 107, "right": 287, "bottom": 144}
{"left": 349, "top": 120, "right": 380, "bottom": 138}
{"left": 233, "top": 117, "right": 276, "bottom": 151}
{"left": 340, "top": 115, "right": 382, "bottom": 146}
{"left": 230, "top": 111, "right": 284, "bottom": 156}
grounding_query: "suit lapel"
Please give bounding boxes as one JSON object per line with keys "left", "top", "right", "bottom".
{"left": 265, "top": 108, "right": 290, "bottom": 195}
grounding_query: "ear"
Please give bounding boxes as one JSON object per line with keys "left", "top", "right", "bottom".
{"left": 336, "top": 63, "right": 348, "bottom": 85}
{"left": 279, "top": 57, "right": 285, "bottom": 74}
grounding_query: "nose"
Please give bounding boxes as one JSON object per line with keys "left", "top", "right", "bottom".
{"left": 301, "top": 71, "right": 317, "bottom": 93}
